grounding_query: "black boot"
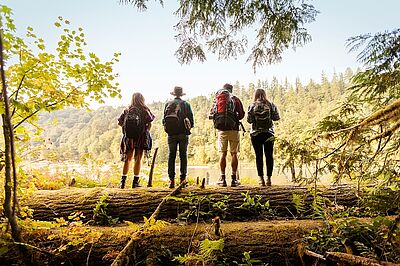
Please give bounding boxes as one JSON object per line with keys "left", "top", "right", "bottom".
{"left": 217, "top": 175, "right": 227, "bottom": 187}
{"left": 259, "top": 176, "right": 266, "bottom": 187}
{"left": 132, "top": 176, "right": 141, "bottom": 188}
{"left": 231, "top": 175, "right": 239, "bottom": 187}
{"left": 266, "top": 176, "right": 272, "bottom": 186}
{"left": 119, "top": 176, "right": 127, "bottom": 189}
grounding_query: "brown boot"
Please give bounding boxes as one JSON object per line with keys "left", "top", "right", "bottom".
{"left": 180, "top": 177, "right": 187, "bottom": 187}
{"left": 259, "top": 176, "right": 266, "bottom": 187}
{"left": 132, "top": 176, "right": 141, "bottom": 188}
{"left": 169, "top": 179, "right": 175, "bottom": 189}
{"left": 266, "top": 176, "right": 271, "bottom": 186}
{"left": 217, "top": 175, "right": 227, "bottom": 187}
{"left": 119, "top": 176, "right": 127, "bottom": 189}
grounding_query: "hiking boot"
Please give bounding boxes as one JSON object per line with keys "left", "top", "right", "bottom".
{"left": 180, "top": 177, "right": 187, "bottom": 188}
{"left": 259, "top": 176, "right": 266, "bottom": 187}
{"left": 119, "top": 176, "right": 127, "bottom": 189}
{"left": 217, "top": 175, "right": 227, "bottom": 187}
{"left": 266, "top": 176, "right": 272, "bottom": 186}
{"left": 132, "top": 176, "right": 141, "bottom": 188}
{"left": 169, "top": 179, "right": 175, "bottom": 189}
{"left": 231, "top": 175, "right": 240, "bottom": 187}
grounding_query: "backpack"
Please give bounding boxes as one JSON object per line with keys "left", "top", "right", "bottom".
{"left": 164, "top": 101, "right": 186, "bottom": 135}
{"left": 253, "top": 101, "right": 273, "bottom": 130}
{"left": 212, "top": 90, "right": 238, "bottom": 130}
{"left": 123, "top": 106, "right": 145, "bottom": 140}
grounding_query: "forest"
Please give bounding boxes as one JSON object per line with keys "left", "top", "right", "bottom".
{"left": 1, "top": 1, "right": 399, "bottom": 266}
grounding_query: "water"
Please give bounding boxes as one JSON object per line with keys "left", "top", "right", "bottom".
{"left": 183, "top": 165, "right": 295, "bottom": 185}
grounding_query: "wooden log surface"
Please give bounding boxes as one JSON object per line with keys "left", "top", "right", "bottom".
{"left": 13, "top": 220, "right": 324, "bottom": 266}
{"left": 28, "top": 185, "right": 359, "bottom": 222}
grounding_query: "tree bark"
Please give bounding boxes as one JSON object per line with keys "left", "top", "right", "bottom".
{"left": 2, "top": 220, "right": 325, "bottom": 266}
{"left": 29, "top": 185, "right": 360, "bottom": 222}
{"left": 147, "top": 147, "right": 158, "bottom": 187}
{"left": 326, "top": 252, "right": 399, "bottom": 266}
{"left": 1, "top": 31, "right": 32, "bottom": 265}
{"left": 111, "top": 180, "right": 187, "bottom": 266}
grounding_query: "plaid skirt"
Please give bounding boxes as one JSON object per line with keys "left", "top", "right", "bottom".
{"left": 120, "top": 131, "right": 152, "bottom": 161}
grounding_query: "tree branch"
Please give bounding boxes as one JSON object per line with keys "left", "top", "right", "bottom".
{"left": 13, "top": 87, "right": 78, "bottom": 130}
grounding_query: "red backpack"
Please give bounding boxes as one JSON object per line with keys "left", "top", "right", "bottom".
{"left": 211, "top": 89, "right": 238, "bottom": 130}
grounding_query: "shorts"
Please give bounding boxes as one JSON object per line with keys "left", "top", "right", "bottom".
{"left": 217, "top": 130, "right": 240, "bottom": 153}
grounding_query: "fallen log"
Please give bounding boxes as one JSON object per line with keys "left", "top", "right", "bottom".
{"left": 4, "top": 220, "right": 325, "bottom": 266}
{"left": 28, "top": 185, "right": 359, "bottom": 222}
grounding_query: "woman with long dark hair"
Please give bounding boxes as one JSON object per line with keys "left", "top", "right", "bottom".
{"left": 247, "top": 89, "right": 280, "bottom": 186}
{"left": 118, "top": 92, "right": 155, "bottom": 188}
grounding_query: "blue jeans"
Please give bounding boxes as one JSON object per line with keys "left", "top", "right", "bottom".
{"left": 168, "top": 134, "right": 189, "bottom": 180}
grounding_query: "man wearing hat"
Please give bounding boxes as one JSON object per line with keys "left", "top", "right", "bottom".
{"left": 163, "top": 86, "right": 194, "bottom": 188}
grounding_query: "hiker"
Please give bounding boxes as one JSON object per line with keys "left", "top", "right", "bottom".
{"left": 118, "top": 92, "right": 155, "bottom": 188}
{"left": 209, "top": 83, "right": 245, "bottom": 187}
{"left": 247, "top": 89, "right": 280, "bottom": 186}
{"left": 163, "top": 86, "right": 194, "bottom": 188}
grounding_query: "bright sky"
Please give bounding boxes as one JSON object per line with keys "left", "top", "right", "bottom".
{"left": 3, "top": 0, "right": 400, "bottom": 107}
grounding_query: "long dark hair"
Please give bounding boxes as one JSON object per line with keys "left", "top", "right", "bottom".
{"left": 253, "top": 89, "right": 268, "bottom": 103}
{"left": 129, "top": 92, "right": 149, "bottom": 111}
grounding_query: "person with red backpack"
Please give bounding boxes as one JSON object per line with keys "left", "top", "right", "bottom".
{"left": 247, "top": 89, "right": 280, "bottom": 186}
{"left": 118, "top": 92, "right": 155, "bottom": 189}
{"left": 163, "top": 86, "right": 194, "bottom": 189}
{"left": 209, "top": 83, "right": 245, "bottom": 187}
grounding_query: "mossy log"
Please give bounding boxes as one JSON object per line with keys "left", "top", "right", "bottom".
{"left": 28, "top": 185, "right": 359, "bottom": 222}
{"left": 8, "top": 220, "right": 325, "bottom": 266}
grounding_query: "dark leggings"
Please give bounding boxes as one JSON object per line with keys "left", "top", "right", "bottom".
{"left": 251, "top": 132, "right": 274, "bottom": 177}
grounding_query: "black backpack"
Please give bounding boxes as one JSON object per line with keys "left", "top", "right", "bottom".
{"left": 164, "top": 101, "right": 186, "bottom": 135}
{"left": 253, "top": 101, "right": 273, "bottom": 130}
{"left": 212, "top": 90, "right": 238, "bottom": 130}
{"left": 123, "top": 106, "right": 145, "bottom": 139}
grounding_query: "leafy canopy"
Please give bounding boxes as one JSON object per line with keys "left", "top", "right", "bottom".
{"left": 0, "top": 5, "right": 121, "bottom": 138}
{"left": 120, "top": 0, "right": 319, "bottom": 71}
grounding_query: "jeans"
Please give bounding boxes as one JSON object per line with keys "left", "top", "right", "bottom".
{"left": 168, "top": 134, "right": 189, "bottom": 180}
{"left": 250, "top": 132, "right": 274, "bottom": 177}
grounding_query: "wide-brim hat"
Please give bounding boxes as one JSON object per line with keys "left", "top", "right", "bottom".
{"left": 171, "top": 86, "right": 186, "bottom": 96}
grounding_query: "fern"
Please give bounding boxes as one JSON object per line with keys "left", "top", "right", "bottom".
{"left": 174, "top": 239, "right": 224, "bottom": 265}
{"left": 292, "top": 193, "right": 306, "bottom": 218}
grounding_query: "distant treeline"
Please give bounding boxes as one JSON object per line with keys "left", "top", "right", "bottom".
{"left": 33, "top": 69, "right": 354, "bottom": 165}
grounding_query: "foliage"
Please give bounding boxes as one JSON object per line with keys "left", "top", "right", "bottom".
{"left": 142, "top": 216, "right": 170, "bottom": 234}
{"left": 291, "top": 192, "right": 306, "bottom": 218}
{"left": 238, "top": 251, "right": 263, "bottom": 266}
{"left": 304, "top": 216, "right": 400, "bottom": 263}
{"left": 174, "top": 238, "right": 224, "bottom": 266}
{"left": 92, "top": 192, "right": 118, "bottom": 226}
{"left": 122, "top": 0, "right": 318, "bottom": 71}
{"left": 313, "top": 28, "right": 400, "bottom": 186}
{"left": 236, "top": 191, "right": 272, "bottom": 217}
{"left": 0, "top": 6, "right": 120, "bottom": 143}
{"left": 175, "top": 193, "right": 231, "bottom": 222}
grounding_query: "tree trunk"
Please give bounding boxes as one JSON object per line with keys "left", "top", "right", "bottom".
{"left": 29, "top": 185, "right": 359, "bottom": 222}
{"left": 1, "top": 31, "right": 32, "bottom": 265}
